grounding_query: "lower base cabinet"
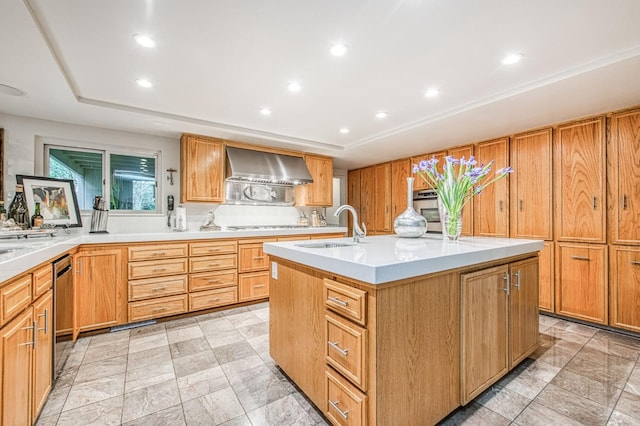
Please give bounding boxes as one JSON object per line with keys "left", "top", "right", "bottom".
{"left": 609, "top": 245, "right": 640, "bottom": 333}
{"left": 538, "top": 241, "right": 554, "bottom": 312}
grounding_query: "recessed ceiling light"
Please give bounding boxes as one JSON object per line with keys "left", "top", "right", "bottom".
{"left": 340, "top": 128, "right": 349, "bottom": 134}
{"left": 375, "top": 111, "right": 388, "bottom": 119}
{"left": 136, "top": 78, "right": 152, "bottom": 88}
{"left": 260, "top": 108, "right": 272, "bottom": 116}
{"left": 133, "top": 33, "right": 156, "bottom": 48}
{"left": 0, "top": 83, "right": 26, "bottom": 97}
{"left": 330, "top": 43, "right": 348, "bottom": 57}
{"left": 424, "top": 88, "right": 439, "bottom": 98}
{"left": 502, "top": 52, "right": 523, "bottom": 65}
{"left": 287, "top": 81, "right": 301, "bottom": 92}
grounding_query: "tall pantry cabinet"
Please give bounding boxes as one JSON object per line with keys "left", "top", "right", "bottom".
{"left": 473, "top": 137, "right": 510, "bottom": 238}
{"left": 554, "top": 117, "right": 608, "bottom": 324}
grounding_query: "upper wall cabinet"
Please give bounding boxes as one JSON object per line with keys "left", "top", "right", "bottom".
{"left": 609, "top": 109, "right": 640, "bottom": 245}
{"left": 510, "top": 128, "right": 553, "bottom": 240}
{"left": 474, "top": 137, "right": 510, "bottom": 237}
{"left": 554, "top": 117, "right": 606, "bottom": 243}
{"left": 180, "top": 135, "right": 225, "bottom": 203}
{"left": 411, "top": 151, "right": 446, "bottom": 191}
{"left": 448, "top": 144, "right": 474, "bottom": 236}
{"left": 391, "top": 159, "right": 411, "bottom": 219}
{"left": 295, "top": 154, "right": 333, "bottom": 207}
{"left": 374, "top": 162, "right": 392, "bottom": 233}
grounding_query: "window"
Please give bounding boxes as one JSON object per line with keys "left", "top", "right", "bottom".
{"left": 46, "top": 145, "right": 159, "bottom": 212}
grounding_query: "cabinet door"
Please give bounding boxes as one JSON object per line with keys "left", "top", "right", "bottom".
{"left": 374, "top": 163, "right": 392, "bottom": 233}
{"left": 347, "top": 169, "right": 362, "bottom": 236}
{"left": 511, "top": 129, "right": 553, "bottom": 240}
{"left": 448, "top": 145, "right": 474, "bottom": 236}
{"left": 360, "top": 166, "right": 375, "bottom": 232}
{"left": 538, "top": 242, "right": 555, "bottom": 313}
{"left": 1, "top": 307, "right": 33, "bottom": 426}
{"left": 609, "top": 245, "right": 640, "bottom": 332}
{"left": 461, "top": 265, "right": 509, "bottom": 404}
{"left": 556, "top": 243, "right": 607, "bottom": 324}
{"left": 73, "top": 248, "right": 126, "bottom": 338}
{"left": 32, "top": 290, "right": 53, "bottom": 418}
{"left": 554, "top": 117, "right": 606, "bottom": 242}
{"left": 509, "top": 258, "right": 539, "bottom": 368}
{"left": 411, "top": 151, "right": 446, "bottom": 191}
{"left": 610, "top": 109, "right": 640, "bottom": 244}
{"left": 180, "top": 135, "right": 224, "bottom": 203}
{"left": 391, "top": 159, "right": 411, "bottom": 220}
{"left": 474, "top": 138, "right": 510, "bottom": 237}
{"left": 296, "top": 154, "right": 334, "bottom": 206}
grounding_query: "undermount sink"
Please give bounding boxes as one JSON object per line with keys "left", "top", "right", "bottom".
{"left": 294, "top": 241, "right": 357, "bottom": 249}
{"left": 0, "top": 248, "right": 21, "bottom": 255}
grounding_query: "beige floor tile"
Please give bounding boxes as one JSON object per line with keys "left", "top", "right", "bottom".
{"left": 534, "top": 383, "right": 613, "bottom": 425}
{"left": 438, "top": 402, "right": 510, "bottom": 426}
{"left": 167, "top": 324, "right": 204, "bottom": 344}
{"left": 125, "top": 360, "right": 176, "bottom": 393}
{"left": 63, "top": 374, "right": 125, "bottom": 412}
{"left": 476, "top": 385, "right": 531, "bottom": 420}
{"left": 607, "top": 409, "right": 640, "bottom": 425}
{"left": 182, "top": 386, "right": 245, "bottom": 425}
{"left": 57, "top": 394, "right": 123, "bottom": 426}
{"left": 246, "top": 394, "right": 317, "bottom": 426}
{"left": 615, "top": 391, "right": 640, "bottom": 421}
{"left": 128, "top": 331, "right": 169, "bottom": 354}
{"left": 74, "top": 354, "right": 128, "bottom": 385}
{"left": 512, "top": 401, "right": 583, "bottom": 426}
{"left": 177, "top": 366, "right": 230, "bottom": 402}
{"left": 121, "top": 404, "right": 186, "bottom": 426}
{"left": 121, "top": 380, "right": 181, "bottom": 423}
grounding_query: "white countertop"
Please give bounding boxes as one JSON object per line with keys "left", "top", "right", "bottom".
{"left": 0, "top": 227, "right": 346, "bottom": 283}
{"left": 264, "top": 234, "right": 544, "bottom": 284}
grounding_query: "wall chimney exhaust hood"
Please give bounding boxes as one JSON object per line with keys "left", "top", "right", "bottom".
{"left": 225, "top": 146, "right": 313, "bottom": 185}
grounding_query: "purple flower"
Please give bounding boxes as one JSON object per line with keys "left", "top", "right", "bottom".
{"left": 419, "top": 160, "right": 429, "bottom": 171}
{"left": 496, "top": 166, "right": 514, "bottom": 175}
{"left": 445, "top": 156, "right": 460, "bottom": 165}
{"left": 466, "top": 155, "right": 477, "bottom": 166}
{"left": 412, "top": 164, "right": 419, "bottom": 173}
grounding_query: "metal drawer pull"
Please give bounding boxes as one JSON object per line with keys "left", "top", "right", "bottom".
{"left": 151, "top": 287, "right": 167, "bottom": 292}
{"left": 37, "top": 309, "right": 49, "bottom": 334}
{"left": 208, "top": 248, "right": 221, "bottom": 252}
{"left": 622, "top": 194, "right": 628, "bottom": 210}
{"left": 327, "top": 296, "right": 348, "bottom": 307}
{"left": 592, "top": 196, "right": 597, "bottom": 210}
{"left": 328, "top": 341, "right": 349, "bottom": 356}
{"left": 253, "top": 256, "right": 265, "bottom": 260}
{"left": 501, "top": 273, "right": 510, "bottom": 294}
{"left": 571, "top": 256, "right": 590, "bottom": 261}
{"left": 151, "top": 307, "right": 167, "bottom": 313}
{"left": 19, "top": 321, "right": 37, "bottom": 347}
{"left": 499, "top": 200, "right": 503, "bottom": 211}
{"left": 630, "top": 260, "right": 640, "bottom": 266}
{"left": 152, "top": 268, "right": 167, "bottom": 273}
{"left": 152, "top": 252, "right": 166, "bottom": 256}
{"left": 253, "top": 284, "right": 265, "bottom": 288}
{"left": 208, "top": 298, "right": 220, "bottom": 303}
{"left": 511, "top": 271, "right": 521, "bottom": 290}
{"left": 519, "top": 200, "right": 523, "bottom": 211}
{"left": 208, "top": 263, "right": 220, "bottom": 267}
{"left": 208, "top": 279, "right": 221, "bottom": 284}
{"left": 328, "top": 400, "right": 349, "bottom": 420}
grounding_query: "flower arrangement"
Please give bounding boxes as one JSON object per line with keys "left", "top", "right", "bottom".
{"left": 413, "top": 155, "right": 513, "bottom": 240}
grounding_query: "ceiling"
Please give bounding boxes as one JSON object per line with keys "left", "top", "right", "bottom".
{"left": 1, "top": 0, "right": 640, "bottom": 170}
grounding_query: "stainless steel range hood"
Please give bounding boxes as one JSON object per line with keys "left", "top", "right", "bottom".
{"left": 225, "top": 146, "right": 313, "bottom": 185}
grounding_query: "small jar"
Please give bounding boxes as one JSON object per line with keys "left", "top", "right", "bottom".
{"left": 310, "top": 209, "right": 320, "bottom": 227}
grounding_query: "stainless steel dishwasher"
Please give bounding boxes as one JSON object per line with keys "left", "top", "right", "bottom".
{"left": 53, "top": 254, "right": 74, "bottom": 378}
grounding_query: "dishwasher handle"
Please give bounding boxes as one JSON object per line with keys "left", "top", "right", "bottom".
{"left": 53, "top": 255, "right": 73, "bottom": 278}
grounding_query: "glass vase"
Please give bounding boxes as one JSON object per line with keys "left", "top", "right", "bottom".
{"left": 393, "top": 177, "right": 427, "bottom": 238}
{"left": 440, "top": 205, "right": 463, "bottom": 241}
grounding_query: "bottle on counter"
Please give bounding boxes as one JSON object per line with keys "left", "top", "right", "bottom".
{"left": 310, "top": 208, "right": 320, "bottom": 227}
{"left": 8, "top": 184, "right": 30, "bottom": 230}
{"left": 31, "top": 202, "right": 44, "bottom": 228}
{"left": 0, "top": 201, "right": 6, "bottom": 222}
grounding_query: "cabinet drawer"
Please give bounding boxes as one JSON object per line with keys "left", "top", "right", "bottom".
{"left": 128, "top": 294, "right": 187, "bottom": 322}
{"left": 189, "top": 254, "right": 237, "bottom": 273}
{"left": 33, "top": 264, "right": 53, "bottom": 299}
{"left": 128, "top": 243, "right": 188, "bottom": 261}
{"left": 239, "top": 272, "right": 270, "bottom": 301}
{"left": 324, "top": 279, "right": 367, "bottom": 326}
{"left": 1, "top": 274, "right": 33, "bottom": 326}
{"left": 190, "top": 270, "right": 237, "bottom": 292}
{"left": 325, "top": 368, "right": 367, "bottom": 426}
{"left": 189, "top": 287, "right": 237, "bottom": 311}
{"left": 189, "top": 241, "right": 237, "bottom": 257}
{"left": 325, "top": 312, "right": 367, "bottom": 391}
{"left": 128, "top": 258, "right": 188, "bottom": 280}
{"left": 238, "top": 243, "right": 270, "bottom": 272}
{"left": 128, "top": 275, "right": 188, "bottom": 301}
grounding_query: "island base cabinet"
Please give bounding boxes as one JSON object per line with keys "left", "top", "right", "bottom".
{"left": 538, "top": 242, "right": 554, "bottom": 312}
{"left": 509, "top": 258, "right": 539, "bottom": 368}
{"left": 609, "top": 245, "right": 640, "bottom": 332}
{"left": 326, "top": 368, "right": 367, "bottom": 426}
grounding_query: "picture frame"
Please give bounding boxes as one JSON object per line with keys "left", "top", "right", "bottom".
{"left": 16, "top": 175, "right": 83, "bottom": 228}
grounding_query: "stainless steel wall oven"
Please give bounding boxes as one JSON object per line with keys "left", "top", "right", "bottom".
{"left": 412, "top": 189, "right": 442, "bottom": 233}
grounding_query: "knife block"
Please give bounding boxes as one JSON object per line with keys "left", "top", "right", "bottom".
{"left": 90, "top": 208, "right": 109, "bottom": 233}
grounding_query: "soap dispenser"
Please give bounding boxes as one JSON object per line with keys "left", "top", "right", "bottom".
{"left": 310, "top": 208, "right": 320, "bottom": 227}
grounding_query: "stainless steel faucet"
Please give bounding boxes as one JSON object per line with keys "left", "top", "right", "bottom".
{"left": 334, "top": 205, "right": 367, "bottom": 243}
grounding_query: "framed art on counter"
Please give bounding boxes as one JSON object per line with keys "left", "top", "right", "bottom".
{"left": 17, "top": 175, "right": 83, "bottom": 227}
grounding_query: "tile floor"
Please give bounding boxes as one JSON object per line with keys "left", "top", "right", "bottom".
{"left": 37, "top": 304, "right": 640, "bottom": 426}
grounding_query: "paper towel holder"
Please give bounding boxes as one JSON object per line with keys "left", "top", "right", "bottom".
{"left": 174, "top": 205, "right": 187, "bottom": 232}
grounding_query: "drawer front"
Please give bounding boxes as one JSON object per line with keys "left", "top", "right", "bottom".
{"left": 128, "top": 243, "right": 189, "bottom": 261}
{"left": 128, "top": 258, "right": 188, "bottom": 280}
{"left": 238, "top": 244, "right": 270, "bottom": 273}
{"left": 326, "top": 368, "right": 367, "bottom": 426}
{"left": 324, "top": 279, "right": 367, "bottom": 326}
{"left": 276, "top": 235, "right": 311, "bottom": 242}
{"left": 189, "top": 254, "right": 237, "bottom": 273}
{"left": 190, "top": 241, "right": 237, "bottom": 257}
{"left": 128, "top": 275, "right": 188, "bottom": 301}
{"left": 239, "top": 272, "right": 270, "bottom": 301}
{"left": 325, "top": 313, "right": 367, "bottom": 390}
{"left": 190, "top": 270, "right": 237, "bottom": 292}
{"left": 189, "top": 287, "right": 238, "bottom": 311}
{"left": 1, "top": 274, "right": 33, "bottom": 325}
{"left": 33, "top": 264, "right": 53, "bottom": 299}
{"left": 128, "top": 294, "right": 187, "bottom": 322}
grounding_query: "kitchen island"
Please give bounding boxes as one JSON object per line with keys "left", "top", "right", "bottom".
{"left": 263, "top": 234, "right": 544, "bottom": 426}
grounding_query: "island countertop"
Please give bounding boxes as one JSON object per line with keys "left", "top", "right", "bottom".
{"left": 263, "top": 234, "right": 544, "bottom": 284}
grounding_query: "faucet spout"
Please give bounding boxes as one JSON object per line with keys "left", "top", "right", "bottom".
{"left": 334, "top": 205, "right": 367, "bottom": 243}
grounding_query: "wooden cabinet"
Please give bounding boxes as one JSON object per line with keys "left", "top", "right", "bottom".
{"left": 347, "top": 169, "right": 362, "bottom": 237}
{"left": 391, "top": 159, "right": 411, "bottom": 221}
{"left": 360, "top": 166, "right": 375, "bottom": 232}
{"left": 461, "top": 258, "right": 539, "bottom": 403}
{"left": 73, "top": 247, "right": 126, "bottom": 338}
{"left": 189, "top": 240, "right": 238, "bottom": 311}
{"left": 411, "top": 150, "right": 446, "bottom": 190}
{"left": 180, "top": 134, "right": 224, "bottom": 203}
{"left": 1, "top": 274, "right": 32, "bottom": 326}
{"left": 32, "top": 289, "right": 53, "bottom": 418}
{"left": 510, "top": 128, "right": 553, "bottom": 240}
{"left": 555, "top": 242, "right": 607, "bottom": 324}
{"left": 373, "top": 163, "right": 392, "bottom": 233}
{"left": 609, "top": 245, "right": 640, "bottom": 332}
{"left": 473, "top": 137, "right": 510, "bottom": 237}
{"left": 296, "top": 154, "right": 333, "bottom": 207}
{"left": 554, "top": 117, "right": 606, "bottom": 242}
{"left": 539, "top": 242, "right": 555, "bottom": 313}
{"left": 448, "top": 145, "right": 474, "bottom": 236}
{"left": 238, "top": 239, "right": 273, "bottom": 301}
{"left": 33, "top": 264, "right": 52, "bottom": 300}
{"left": 326, "top": 368, "right": 368, "bottom": 426}
{"left": 609, "top": 109, "right": 640, "bottom": 244}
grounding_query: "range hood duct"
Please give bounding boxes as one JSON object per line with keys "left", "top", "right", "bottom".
{"left": 225, "top": 146, "right": 313, "bottom": 185}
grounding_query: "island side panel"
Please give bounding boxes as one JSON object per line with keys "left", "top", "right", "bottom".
{"left": 269, "top": 258, "right": 326, "bottom": 407}
{"left": 375, "top": 272, "right": 461, "bottom": 425}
